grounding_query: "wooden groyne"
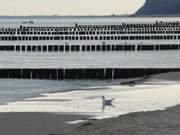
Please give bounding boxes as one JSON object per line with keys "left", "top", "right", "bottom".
{"left": 0, "top": 68, "right": 179, "bottom": 80}
{"left": 0, "top": 44, "right": 180, "bottom": 52}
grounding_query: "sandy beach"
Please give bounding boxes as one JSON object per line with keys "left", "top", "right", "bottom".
{"left": 63, "top": 104, "right": 180, "bottom": 135}
{"left": 62, "top": 72, "right": 180, "bottom": 135}
{"left": 0, "top": 104, "right": 179, "bottom": 135}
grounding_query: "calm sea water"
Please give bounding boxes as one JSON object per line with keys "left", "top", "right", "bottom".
{"left": 0, "top": 16, "right": 179, "bottom": 104}
{"left": 0, "top": 16, "right": 179, "bottom": 68}
{"left": 1, "top": 16, "right": 180, "bottom": 26}
{"left": 0, "top": 51, "right": 179, "bottom": 68}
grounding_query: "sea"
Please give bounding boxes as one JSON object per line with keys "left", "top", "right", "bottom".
{"left": 0, "top": 16, "right": 180, "bottom": 118}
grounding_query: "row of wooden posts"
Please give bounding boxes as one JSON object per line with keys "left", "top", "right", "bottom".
{"left": 0, "top": 68, "right": 177, "bottom": 80}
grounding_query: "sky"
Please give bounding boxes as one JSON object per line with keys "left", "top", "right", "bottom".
{"left": 0, "top": 0, "right": 145, "bottom": 15}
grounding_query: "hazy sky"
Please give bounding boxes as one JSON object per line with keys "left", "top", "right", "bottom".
{"left": 0, "top": 0, "right": 145, "bottom": 15}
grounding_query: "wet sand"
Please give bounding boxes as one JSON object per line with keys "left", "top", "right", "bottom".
{"left": 63, "top": 105, "right": 180, "bottom": 135}
{"left": 0, "top": 112, "right": 87, "bottom": 135}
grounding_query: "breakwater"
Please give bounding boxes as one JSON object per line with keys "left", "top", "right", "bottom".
{"left": 0, "top": 44, "right": 180, "bottom": 52}
{"left": 0, "top": 68, "right": 179, "bottom": 80}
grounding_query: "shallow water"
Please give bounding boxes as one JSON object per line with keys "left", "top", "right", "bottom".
{"left": 0, "top": 78, "right": 129, "bottom": 104}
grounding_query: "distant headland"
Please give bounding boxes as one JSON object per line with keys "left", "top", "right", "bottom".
{"left": 136, "top": 0, "right": 180, "bottom": 16}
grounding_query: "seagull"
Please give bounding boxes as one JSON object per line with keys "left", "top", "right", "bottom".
{"left": 101, "top": 96, "right": 115, "bottom": 111}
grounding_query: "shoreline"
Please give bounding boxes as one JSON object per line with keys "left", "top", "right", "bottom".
{"left": 0, "top": 71, "right": 180, "bottom": 116}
